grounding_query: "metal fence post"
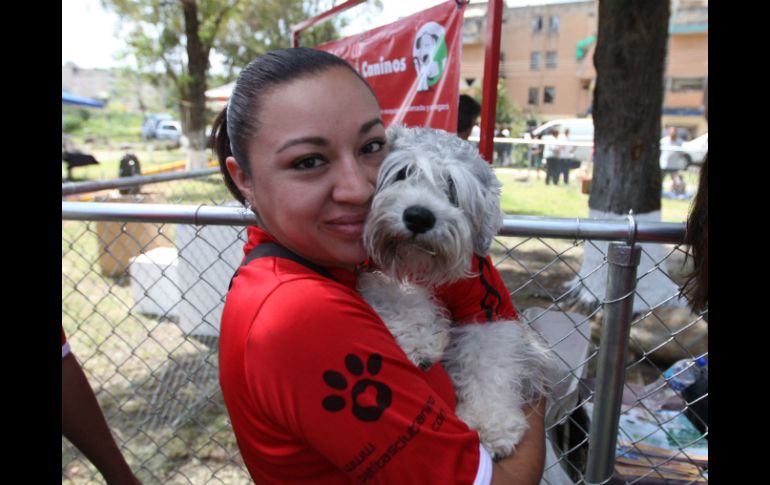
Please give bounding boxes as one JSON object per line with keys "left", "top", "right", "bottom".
{"left": 584, "top": 242, "right": 642, "bottom": 484}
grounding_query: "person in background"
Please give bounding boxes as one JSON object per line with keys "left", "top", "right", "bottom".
{"left": 543, "top": 128, "right": 561, "bottom": 185}
{"left": 62, "top": 328, "right": 142, "bottom": 485}
{"left": 559, "top": 128, "right": 578, "bottom": 184}
{"left": 457, "top": 94, "right": 481, "bottom": 141}
{"left": 494, "top": 124, "right": 506, "bottom": 166}
{"left": 500, "top": 126, "right": 512, "bottom": 166}
{"left": 660, "top": 126, "right": 686, "bottom": 194}
{"left": 529, "top": 133, "right": 544, "bottom": 179}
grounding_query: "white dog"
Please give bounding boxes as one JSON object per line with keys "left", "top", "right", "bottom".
{"left": 359, "top": 125, "right": 557, "bottom": 459}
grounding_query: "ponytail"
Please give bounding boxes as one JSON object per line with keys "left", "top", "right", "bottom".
{"left": 212, "top": 107, "right": 247, "bottom": 205}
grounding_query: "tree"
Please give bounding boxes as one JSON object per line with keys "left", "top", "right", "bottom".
{"left": 589, "top": 0, "right": 668, "bottom": 216}
{"left": 568, "top": 0, "right": 684, "bottom": 313}
{"left": 215, "top": 0, "right": 347, "bottom": 78}
{"left": 103, "top": 0, "right": 348, "bottom": 169}
{"left": 469, "top": 79, "right": 525, "bottom": 132}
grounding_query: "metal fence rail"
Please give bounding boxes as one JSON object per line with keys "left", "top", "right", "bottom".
{"left": 62, "top": 168, "right": 220, "bottom": 196}
{"left": 63, "top": 202, "right": 684, "bottom": 243}
{"left": 62, "top": 202, "right": 707, "bottom": 485}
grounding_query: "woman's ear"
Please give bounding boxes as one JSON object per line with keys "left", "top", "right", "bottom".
{"left": 225, "top": 156, "right": 254, "bottom": 205}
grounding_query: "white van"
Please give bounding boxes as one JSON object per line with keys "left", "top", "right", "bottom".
{"left": 530, "top": 118, "right": 594, "bottom": 163}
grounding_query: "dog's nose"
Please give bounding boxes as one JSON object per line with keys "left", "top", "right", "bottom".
{"left": 403, "top": 206, "right": 436, "bottom": 234}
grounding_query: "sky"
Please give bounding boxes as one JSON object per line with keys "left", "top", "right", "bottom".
{"left": 61, "top": 0, "right": 571, "bottom": 70}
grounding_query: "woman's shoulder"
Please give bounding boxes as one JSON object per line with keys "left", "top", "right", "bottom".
{"left": 230, "top": 257, "right": 363, "bottom": 305}
{"left": 226, "top": 258, "right": 381, "bottom": 336}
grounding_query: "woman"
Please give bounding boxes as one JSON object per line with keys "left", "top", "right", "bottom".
{"left": 214, "top": 47, "right": 545, "bottom": 484}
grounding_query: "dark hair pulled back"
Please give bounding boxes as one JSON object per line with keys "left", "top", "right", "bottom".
{"left": 211, "top": 47, "right": 372, "bottom": 205}
{"left": 681, "top": 154, "right": 708, "bottom": 313}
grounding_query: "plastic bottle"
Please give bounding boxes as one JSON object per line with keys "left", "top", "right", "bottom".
{"left": 640, "top": 356, "right": 708, "bottom": 412}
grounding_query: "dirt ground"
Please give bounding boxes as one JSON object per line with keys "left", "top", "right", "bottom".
{"left": 490, "top": 238, "right": 695, "bottom": 386}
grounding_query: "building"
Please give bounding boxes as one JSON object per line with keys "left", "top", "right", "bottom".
{"left": 662, "top": 0, "right": 709, "bottom": 136}
{"left": 62, "top": 62, "right": 169, "bottom": 113}
{"left": 460, "top": 0, "right": 708, "bottom": 136}
{"left": 62, "top": 62, "right": 116, "bottom": 102}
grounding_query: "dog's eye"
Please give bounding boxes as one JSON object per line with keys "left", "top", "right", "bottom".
{"left": 446, "top": 176, "right": 459, "bottom": 207}
{"left": 395, "top": 167, "right": 408, "bottom": 182}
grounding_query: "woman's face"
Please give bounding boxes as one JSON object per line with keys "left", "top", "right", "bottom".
{"left": 232, "top": 67, "right": 386, "bottom": 269}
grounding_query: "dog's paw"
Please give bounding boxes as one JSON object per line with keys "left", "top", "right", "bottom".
{"left": 413, "top": 319, "right": 451, "bottom": 368}
{"left": 480, "top": 413, "right": 529, "bottom": 459}
{"left": 456, "top": 399, "right": 530, "bottom": 459}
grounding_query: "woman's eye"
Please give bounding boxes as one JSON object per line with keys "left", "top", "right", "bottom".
{"left": 361, "top": 140, "right": 385, "bottom": 155}
{"left": 292, "top": 156, "right": 326, "bottom": 170}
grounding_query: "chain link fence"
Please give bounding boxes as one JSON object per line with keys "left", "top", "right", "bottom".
{"left": 62, "top": 173, "right": 707, "bottom": 485}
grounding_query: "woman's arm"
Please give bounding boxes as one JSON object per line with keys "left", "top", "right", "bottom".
{"left": 62, "top": 352, "right": 141, "bottom": 485}
{"left": 491, "top": 399, "right": 547, "bottom": 485}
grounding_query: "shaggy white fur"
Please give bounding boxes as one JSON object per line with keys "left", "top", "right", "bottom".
{"left": 357, "top": 272, "right": 451, "bottom": 369}
{"left": 360, "top": 125, "right": 558, "bottom": 459}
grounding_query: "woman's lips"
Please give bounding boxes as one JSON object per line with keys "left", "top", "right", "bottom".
{"left": 325, "top": 214, "right": 367, "bottom": 238}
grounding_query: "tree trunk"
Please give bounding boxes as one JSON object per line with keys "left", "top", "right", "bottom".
{"left": 569, "top": 0, "right": 686, "bottom": 314}
{"left": 182, "top": 0, "right": 210, "bottom": 169}
{"left": 589, "top": 0, "right": 668, "bottom": 214}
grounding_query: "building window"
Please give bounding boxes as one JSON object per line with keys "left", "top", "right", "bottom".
{"left": 528, "top": 88, "right": 539, "bottom": 106}
{"left": 670, "top": 77, "right": 706, "bottom": 92}
{"left": 544, "top": 86, "right": 555, "bottom": 104}
{"left": 549, "top": 15, "right": 560, "bottom": 33}
{"left": 530, "top": 52, "right": 541, "bottom": 70}
{"left": 546, "top": 51, "right": 557, "bottom": 69}
{"left": 532, "top": 16, "right": 543, "bottom": 33}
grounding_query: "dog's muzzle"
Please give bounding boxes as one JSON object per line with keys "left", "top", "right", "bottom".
{"left": 403, "top": 206, "right": 436, "bottom": 234}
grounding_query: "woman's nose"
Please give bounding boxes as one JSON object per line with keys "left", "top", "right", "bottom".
{"left": 332, "top": 156, "right": 375, "bottom": 204}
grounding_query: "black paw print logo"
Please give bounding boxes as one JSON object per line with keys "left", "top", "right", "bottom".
{"left": 322, "top": 353, "right": 392, "bottom": 422}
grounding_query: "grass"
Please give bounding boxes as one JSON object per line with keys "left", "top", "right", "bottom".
{"left": 63, "top": 145, "right": 195, "bottom": 181}
{"left": 495, "top": 167, "right": 697, "bottom": 223}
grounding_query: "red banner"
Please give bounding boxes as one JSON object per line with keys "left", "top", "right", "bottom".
{"left": 316, "top": 1, "right": 464, "bottom": 132}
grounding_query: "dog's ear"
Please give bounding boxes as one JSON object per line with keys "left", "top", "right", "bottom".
{"left": 443, "top": 146, "right": 503, "bottom": 255}
{"left": 473, "top": 166, "right": 503, "bottom": 255}
{"left": 448, "top": 136, "right": 503, "bottom": 255}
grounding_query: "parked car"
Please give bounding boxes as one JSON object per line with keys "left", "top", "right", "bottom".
{"left": 660, "top": 132, "right": 707, "bottom": 171}
{"left": 529, "top": 119, "right": 707, "bottom": 170}
{"left": 141, "top": 113, "right": 174, "bottom": 139}
{"left": 680, "top": 132, "right": 708, "bottom": 166}
{"left": 154, "top": 120, "right": 182, "bottom": 142}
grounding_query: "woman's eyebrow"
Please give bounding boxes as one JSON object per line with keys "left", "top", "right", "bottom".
{"left": 276, "top": 136, "right": 328, "bottom": 154}
{"left": 360, "top": 118, "right": 384, "bottom": 135}
{"left": 275, "top": 119, "right": 383, "bottom": 154}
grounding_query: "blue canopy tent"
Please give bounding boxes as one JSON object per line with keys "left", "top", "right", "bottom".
{"left": 62, "top": 90, "right": 105, "bottom": 108}
{"left": 62, "top": 91, "right": 105, "bottom": 179}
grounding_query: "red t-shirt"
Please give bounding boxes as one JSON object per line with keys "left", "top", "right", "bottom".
{"left": 243, "top": 226, "right": 518, "bottom": 325}
{"left": 221, "top": 227, "right": 486, "bottom": 484}
{"left": 434, "top": 254, "right": 519, "bottom": 324}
